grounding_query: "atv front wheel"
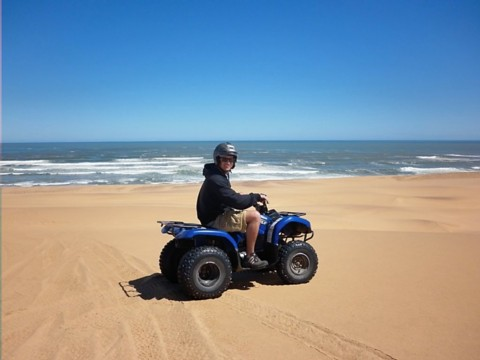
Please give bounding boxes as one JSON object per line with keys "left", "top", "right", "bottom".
{"left": 177, "top": 246, "right": 232, "bottom": 300}
{"left": 159, "top": 239, "right": 187, "bottom": 283}
{"left": 277, "top": 241, "right": 318, "bottom": 284}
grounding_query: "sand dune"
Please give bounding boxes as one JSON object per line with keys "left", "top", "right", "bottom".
{"left": 2, "top": 174, "right": 480, "bottom": 359}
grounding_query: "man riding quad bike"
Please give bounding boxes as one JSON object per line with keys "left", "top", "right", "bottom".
{"left": 158, "top": 200, "right": 318, "bottom": 300}
{"left": 158, "top": 142, "right": 318, "bottom": 300}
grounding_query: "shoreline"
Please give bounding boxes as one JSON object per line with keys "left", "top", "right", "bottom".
{"left": 3, "top": 172, "right": 480, "bottom": 359}
{"left": 2, "top": 170, "right": 480, "bottom": 190}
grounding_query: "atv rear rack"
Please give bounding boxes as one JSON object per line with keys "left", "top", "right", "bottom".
{"left": 158, "top": 221, "right": 205, "bottom": 236}
{"left": 277, "top": 211, "right": 306, "bottom": 217}
{"left": 158, "top": 220, "right": 203, "bottom": 228}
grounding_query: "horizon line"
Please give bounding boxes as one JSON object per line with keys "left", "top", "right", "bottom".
{"left": 2, "top": 139, "right": 480, "bottom": 144}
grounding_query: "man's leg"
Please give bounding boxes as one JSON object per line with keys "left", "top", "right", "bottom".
{"left": 245, "top": 208, "right": 261, "bottom": 255}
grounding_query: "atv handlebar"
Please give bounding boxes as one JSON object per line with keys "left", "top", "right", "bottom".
{"left": 255, "top": 194, "right": 269, "bottom": 214}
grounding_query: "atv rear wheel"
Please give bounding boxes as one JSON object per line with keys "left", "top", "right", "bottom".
{"left": 277, "top": 241, "right": 318, "bottom": 284}
{"left": 177, "top": 246, "right": 232, "bottom": 300}
{"left": 159, "top": 239, "right": 187, "bottom": 283}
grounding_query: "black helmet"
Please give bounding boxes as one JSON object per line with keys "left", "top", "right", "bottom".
{"left": 213, "top": 142, "right": 237, "bottom": 168}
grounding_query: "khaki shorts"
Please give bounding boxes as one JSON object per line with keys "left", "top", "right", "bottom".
{"left": 209, "top": 209, "right": 247, "bottom": 233}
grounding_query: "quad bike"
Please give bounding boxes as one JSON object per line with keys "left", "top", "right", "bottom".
{"left": 158, "top": 201, "right": 318, "bottom": 300}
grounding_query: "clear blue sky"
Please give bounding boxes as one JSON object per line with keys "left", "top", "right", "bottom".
{"left": 3, "top": 0, "right": 480, "bottom": 142}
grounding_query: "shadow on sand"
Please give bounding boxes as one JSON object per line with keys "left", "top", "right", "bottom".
{"left": 120, "top": 269, "right": 285, "bottom": 301}
{"left": 119, "top": 273, "right": 186, "bottom": 301}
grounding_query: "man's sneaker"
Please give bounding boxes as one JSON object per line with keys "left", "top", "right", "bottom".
{"left": 244, "top": 253, "right": 268, "bottom": 270}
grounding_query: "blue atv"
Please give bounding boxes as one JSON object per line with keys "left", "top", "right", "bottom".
{"left": 158, "top": 202, "right": 318, "bottom": 300}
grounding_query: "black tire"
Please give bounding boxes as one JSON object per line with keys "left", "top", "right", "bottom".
{"left": 177, "top": 246, "right": 232, "bottom": 300}
{"left": 277, "top": 241, "right": 318, "bottom": 284}
{"left": 159, "top": 239, "right": 187, "bottom": 283}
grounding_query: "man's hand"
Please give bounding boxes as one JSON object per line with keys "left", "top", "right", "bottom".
{"left": 259, "top": 193, "right": 269, "bottom": 204}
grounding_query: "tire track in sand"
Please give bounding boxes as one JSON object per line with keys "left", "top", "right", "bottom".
{"left": 3, "top": 236, "right": 169, "bottom": 360}
{"left": 220, "top": 293, "right": 397, "bottom": 360}
{"left": 52, "top": 239, "right": 228, "bottom": 359}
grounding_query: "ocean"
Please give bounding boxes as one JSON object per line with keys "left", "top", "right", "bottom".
{"left": 1, "top": 141, "right": 480, "bottom": 187}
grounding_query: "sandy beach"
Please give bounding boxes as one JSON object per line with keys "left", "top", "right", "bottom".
{"left": 2, "top": 173, "right": 480, "bottom": 360}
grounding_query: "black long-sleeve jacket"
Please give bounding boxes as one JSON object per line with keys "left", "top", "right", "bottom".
{"left": 196, "top": 163, "right": 262, "bottom": 225}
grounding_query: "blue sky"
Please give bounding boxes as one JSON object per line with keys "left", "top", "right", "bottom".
{"left": 3, "top": 0, "right": 480, "bottom": 142}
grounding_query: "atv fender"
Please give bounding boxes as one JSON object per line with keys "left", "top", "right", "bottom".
{"left": 175, "top": 228, "right": 239, "bottom": 251}
{"left": 266, "top": 216, "right": 312, "bottom": 245}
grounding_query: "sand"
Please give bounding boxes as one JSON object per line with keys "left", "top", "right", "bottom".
{"left": 2, "top": 173, "right": 480, "bottom": 360}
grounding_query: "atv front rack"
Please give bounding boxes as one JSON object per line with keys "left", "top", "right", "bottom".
{"left": 266, "top": 209, "right": 307, "bottom": 220}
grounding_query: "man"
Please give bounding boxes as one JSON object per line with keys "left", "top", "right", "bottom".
{"left": 196, "top": 142, "right": 269, "bottom": 270}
